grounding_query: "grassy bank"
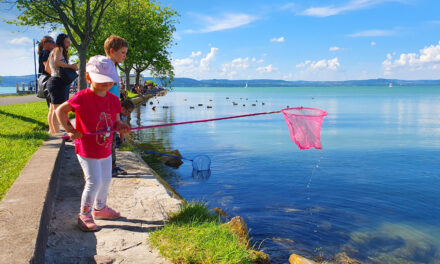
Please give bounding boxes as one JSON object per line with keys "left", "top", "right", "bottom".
{"left": 0, "top": 101, "right": 49, "bottom": 200}
{"left": 149, "top": 202, "right": 261, "bottom": 264}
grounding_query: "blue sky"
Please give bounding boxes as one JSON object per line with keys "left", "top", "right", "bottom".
{"left": 1, "top": 0, "right": 440, "bottom": 80}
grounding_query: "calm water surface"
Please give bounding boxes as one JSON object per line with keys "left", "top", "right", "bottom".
{"left": 0, "top": 87, "right": 18, "bottom": 94}
{"left": 131, "top": 86, "right": 440, "bottom": 264}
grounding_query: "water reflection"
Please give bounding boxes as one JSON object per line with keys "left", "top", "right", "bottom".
{"left": 192, "top": 169, "right": 211, "bottom": 181}
{"left": 129, "top": 87, "right": 440, "bottom": 264}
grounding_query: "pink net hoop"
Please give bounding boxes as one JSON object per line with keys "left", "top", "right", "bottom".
{"left": 281, "top": 107, "right": 328, "bottom": 150}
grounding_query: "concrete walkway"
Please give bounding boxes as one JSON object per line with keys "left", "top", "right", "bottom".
{"left": 0, "top": 94, "right": 45, "bottom": 106}
{"left": 45, "top": 141, "right": 182, "bottom": 263}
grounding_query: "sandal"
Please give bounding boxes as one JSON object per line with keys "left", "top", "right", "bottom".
{"left": 112, "top": 166, "right": 127, "bottom": 177}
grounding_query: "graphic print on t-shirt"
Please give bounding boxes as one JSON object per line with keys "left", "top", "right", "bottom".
{"left": 96, "top": 112, "right": 113, "bottom": 148}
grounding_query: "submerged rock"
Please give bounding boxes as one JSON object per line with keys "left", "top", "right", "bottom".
{"left": 334, "top": 252, "right": 361, "bottom": 264}
{"left": 158, "top": 150, "right": 183, "bottom": 168}
{"left": 250, "top": 250, "right": 271, "bottom": 264}
{"left": 223, "top": 216, "right": 249, "bottom": 247}
{"left": 272, "top": 237, "right": 294, "bottom": 245}
{"left": 289, "top": 254, "right": 316, "bottom": 264}
{"left": 212, "top": 207, "right": 228, "bottom": 217}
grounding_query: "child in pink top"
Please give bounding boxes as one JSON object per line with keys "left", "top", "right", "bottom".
{"left": 56, "top": 55, "right": 130, "bottom": 232}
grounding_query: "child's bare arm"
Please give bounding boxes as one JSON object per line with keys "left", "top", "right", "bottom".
{"left": 56, "top": 102, "right": 82, "bottom": 139}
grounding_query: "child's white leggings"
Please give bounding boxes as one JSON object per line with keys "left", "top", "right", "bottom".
{"left": 77, "top": 155, "right": 112, "bottom": 215}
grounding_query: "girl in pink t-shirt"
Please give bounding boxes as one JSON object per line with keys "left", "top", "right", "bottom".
{"left": 56, "top": 55, "right": 130, "bottom": 232}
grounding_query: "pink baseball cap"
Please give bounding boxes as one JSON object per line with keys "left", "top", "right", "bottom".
{"left": 86, "top": 55, "right": 120, "bottom": 83}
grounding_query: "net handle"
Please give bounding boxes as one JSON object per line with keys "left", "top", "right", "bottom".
{"left": 62, "top": 110, "right": 282, "bottom": 139}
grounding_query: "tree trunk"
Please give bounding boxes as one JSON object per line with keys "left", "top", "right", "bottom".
{"left": 124, "top": 67, "right": 131, "bottom": 91}
{"left": 77, "top": 46, "right": 88, "bottom": 90}
{"left": 135, "top": 70, "right": 141, "bottom": 86}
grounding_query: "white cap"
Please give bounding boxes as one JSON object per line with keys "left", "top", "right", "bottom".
{"left": 86, "top": 55, "right": 120, "bottom": 83}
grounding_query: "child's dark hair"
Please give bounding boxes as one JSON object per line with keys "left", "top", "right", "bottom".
{"left": 104, "top": 35, "right": 128, "bottom": 56}
{"left": 121, "top": 99, "right": 134, "bottom": 110}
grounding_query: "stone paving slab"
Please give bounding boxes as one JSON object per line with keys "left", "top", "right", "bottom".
{"left": 45, "top": 142, "right": 182, "bottom": 264}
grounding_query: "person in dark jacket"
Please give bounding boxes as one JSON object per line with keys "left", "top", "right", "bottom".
{"left": 38, "top": 36, "right": 55, "bottom": 107}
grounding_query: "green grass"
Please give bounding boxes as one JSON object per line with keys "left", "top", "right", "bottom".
{"left": 0, "top": 101, "right": 49, "bottom": 200}
{"left": 149, "top": 202, "right": 255, "bottom": 264}
{"left": 126, "top": 90, "right": 139, "bottom": 99}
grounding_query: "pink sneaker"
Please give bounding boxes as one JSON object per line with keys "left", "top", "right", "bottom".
{"left": 78, "top": 214, "right": 98, "bottom": 232}
{"left": 92, "top": 206, "right": 121, "bottom": 220}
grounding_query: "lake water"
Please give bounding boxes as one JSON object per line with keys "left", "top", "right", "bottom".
{"left": 0, "top": 87, "right": 18, "bottom": 94}
{"left": 131, "top": 86, "right": 440, "bottom": 264}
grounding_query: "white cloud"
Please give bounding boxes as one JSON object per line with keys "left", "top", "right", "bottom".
{"left": 184, "top": 13, "right": 258, "bottom": 34}
{"left": 200, "top": 47, "right": 218, "bottom": 68}
{"left": 190, "top": 51, "right": 202, "bottom": 57}
{"left": 221, "top": 57, "right": 266, "bottom": 78}
{"left": 172, "top": 48, "right": 219, "bottom": 79}
{"left": 173, "top": 58, "right": 194, "bottom": 66}
{"left": 279, "top": 3, "right": 296, "bottom": 11}
{"left": 329, "top": 46, "right": 341, "bottom": 52}
{"left": 371, "top": 41, "right": 377, "bottom": 46}
{"left": 270, "top": 37, "right": 285, "bottom": 43}
{"left": 230, "top": 57, "right": 250, "bottom": 69}
{"left": 294, "top": 57, "right": 342, "bottom": 81}
{"left": 9, "top": 37, "right": 33, "bottom": 45}
{"left": 283, "top": 73, "right": 294, "bottom": 81}
{"left": 382, "top": 41, "right": 440, "bottom": 79}
{"left": 256, "top": 64, "right": 277, "bottom": 73}
{"left": 301, "top": 0, "right": 405, "bottom": 17}
{"left": 297, "top": 58, "right": 340, "bottom": 71}
{"left": 349, "top": 29, "right": 395, "bottom": 37}
{"left": 0, "top": 46, "right": 35, "bottom": 75}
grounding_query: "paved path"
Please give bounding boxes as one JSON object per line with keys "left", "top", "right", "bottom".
{"left": 45, "top": 142, "right": 182, "bottom": 263}
{"left": 0, "top": 95, "right": 45, "bottom": 106}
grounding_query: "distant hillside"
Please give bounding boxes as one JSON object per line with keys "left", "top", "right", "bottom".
{"left": 0, "top": 75, "right": 36, "bottom": 87}
{"left": 2, "top": 75, "right": 440, "bottom": 87}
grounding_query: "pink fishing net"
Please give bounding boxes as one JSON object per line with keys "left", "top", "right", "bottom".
{"left": 281, "top": 107, "right": 328, "bottom": 150}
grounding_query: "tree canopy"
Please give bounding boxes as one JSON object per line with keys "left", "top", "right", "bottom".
{"left": 7, "top": 0, "right": 114, "bottom": 90}
{"left": 87, "top": 0, "right": 178, "bottom": 87}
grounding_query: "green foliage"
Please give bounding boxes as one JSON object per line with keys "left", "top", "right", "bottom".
{"left": 8, "top": 0, "right": 114, "bottom": 90}
{"left": 146, "top": 80, "right": 156, "bottom": 86}
{"left": 0, "top": 101, "right": 49, "bottom": 201}
{"left": 168, "top": 201, "right": 222, "bottom": 225}
{"left": 149, "top": 202, "right": 254, "bottom": 264}
{"left": 87, "top": 0, "right": 178, "bottom": 87}
{"left": 126, "top": 90, "right": 139, "bottom": 99}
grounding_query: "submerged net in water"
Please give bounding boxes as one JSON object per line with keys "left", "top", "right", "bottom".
{"left": 281, "top": 107, "right": 328, "bottom": 150}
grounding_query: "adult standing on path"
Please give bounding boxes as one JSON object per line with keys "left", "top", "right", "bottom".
{"left": 38, "top": 35, "right": 55, "bottom": 108}
{"left": 46, "top": 33, "right": 78, "bottom": 134}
